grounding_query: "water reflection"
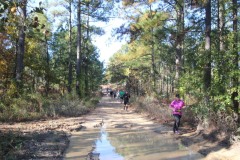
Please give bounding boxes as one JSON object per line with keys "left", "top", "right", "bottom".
{"left": 91, "top": 128, "right": 204, "bottom": 160}
{"left": 91, "top": 128, "right": 124, "bottom": 160}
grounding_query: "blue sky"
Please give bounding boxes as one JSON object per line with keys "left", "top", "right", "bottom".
{"left": 91, "top": 19, "right": 126, "bottom": 65}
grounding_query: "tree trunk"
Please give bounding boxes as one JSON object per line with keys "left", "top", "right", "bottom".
{"left": 149, "top": 4, "right": 156, "bottom": 89}
{"left": 68, "top": 0, "right": 73, "bottom": 93}
{"left": 217, "top": 0, "right": 226, "bottom": 93}
{"left": 76, "top": 0, "right": 82, "bottom": 97}
{"left": 166, "top": 76, "right": 169, "bottom": 97}
{"left": 218, "top": 0, "right": 225, "bottom": 51}
{"left": 198, "top": 0, "right": 212, "bottom": 132}
{"left": 16, "top": 0, "right": 27, "bottom": 87}
{"left": 45, "top": 33, "right": 50, "bottom": 96}
{"left": 84, "top": 3, "right": 90, "bottom": 96}
{"left": 161, "top": 78, "right": 163, "bottom": 94}
{"left": 175, "top": 0, "right": 184, "bottom": 87}
{"left": 203, "top": 0, "right": 211, "bottom": 94}
{"left": 231, "top": 0, "right": 239, "bottom": 126}
{"left": 171, "top": 65, "right": 175, "bottom": 93}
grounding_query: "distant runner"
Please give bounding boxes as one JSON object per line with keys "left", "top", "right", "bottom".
{"left": 119, "top": 90, "right": 125, "bottom": 103}
{"left": 123, "top": 91, "right": 130, "bottom": 111}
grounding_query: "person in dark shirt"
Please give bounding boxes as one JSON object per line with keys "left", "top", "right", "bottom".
{"left": 110, "top": 90, "right": 113, "bottom": 98}
{"left": 123, "top": 91, "right": 130, "bottom": 111}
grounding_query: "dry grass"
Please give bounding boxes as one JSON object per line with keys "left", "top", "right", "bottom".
{"left": 133, "top": 96, "right": 173, "bottom": 123}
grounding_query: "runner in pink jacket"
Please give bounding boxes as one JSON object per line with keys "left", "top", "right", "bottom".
{"left": 169, "top": 94, "right": 185, "bottom": 134}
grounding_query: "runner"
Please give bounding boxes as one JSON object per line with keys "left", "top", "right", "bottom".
{"left": 123, "top": 91, "right": 130, "bottom": 111}
{"left": 119, "top": 90, "right": 125, "bottom": 103}
{"left": 169, "top": 94, "right": 185, "bottom": 134}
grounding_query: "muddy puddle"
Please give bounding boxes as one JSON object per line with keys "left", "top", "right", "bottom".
{"left": 65, "top": 125, "right": 203, "bottom": 160}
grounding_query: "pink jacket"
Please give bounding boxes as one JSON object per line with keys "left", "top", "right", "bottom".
{"left": 170, "top": 100, "right": 185, "bottom": 115}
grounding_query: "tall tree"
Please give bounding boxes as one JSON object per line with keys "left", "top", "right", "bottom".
{"left": 203, "top": 0, "right": 211, "bottom": 97}
{"left": 231, "top": 0, "right": 239, "bottom": 126}
{"left": 68, "top": 0, "right": 73, "bottom": 93}
{"left": 84, "top": 0, "right": 91, "bottom": 96}
{"left": 175, "top": 0, "right": 184, "bottom": 88}
{"left": 149, "top": 3, "right": 156, "bottom": 89}
{"left": 44, "top": 30, "right": 50, "bottom": 96}
{"left": 218, "top": 0, "right": 225, "bottom": 52}
{"left": 16, "top": 0, "right": 27, "bottom": 87}
{"left": 76, "top": 0, "right": 82, "bottom": 96}
{"left": 216, "top": 0, "right": 226, "bottom": 93}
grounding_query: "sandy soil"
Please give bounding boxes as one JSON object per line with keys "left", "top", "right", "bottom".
{"left": 0, "top": 96, "right": 239, "bottom": 159}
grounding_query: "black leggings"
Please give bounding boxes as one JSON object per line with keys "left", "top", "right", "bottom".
{"left": 173, "top": 114, "right": 182, "bottom": 132}
{"left": 124, "top": 100, "right": 129, "bottom": 105}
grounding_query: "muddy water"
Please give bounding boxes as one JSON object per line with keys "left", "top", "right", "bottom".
{"left": 65, "top": 97, "right": 204, "bottom": 160}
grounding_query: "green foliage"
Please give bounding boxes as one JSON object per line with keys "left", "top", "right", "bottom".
{"left": 190, "top": 100, "right": 212, "bottom": 119}
{"left": 108, "top": 0, "right": 240, "bottom": 133}
{"left": 0, "top": 93, "right": 44, "bottom": 122}
{"left": 6, "top": 81, "right": 19, "bottom": 98}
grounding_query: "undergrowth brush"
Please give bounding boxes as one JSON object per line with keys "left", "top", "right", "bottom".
{"left": 0, "top": 92, "right": 100, "bottom": 122}
{"left": 133, "top": 96, "right": 172, "bottom": 122}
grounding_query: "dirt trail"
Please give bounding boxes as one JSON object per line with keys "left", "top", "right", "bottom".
{"left": 65, "top": 96, "right": 204, "bottom": 160}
